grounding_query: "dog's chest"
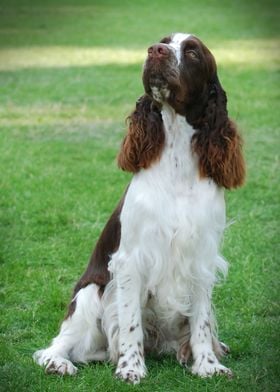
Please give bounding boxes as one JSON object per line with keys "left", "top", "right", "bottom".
{"left": 117, "top": 108, "right": 226, "bottom": 316}
{"left": 126, "top": 108, "right": 221, "bottom": 232}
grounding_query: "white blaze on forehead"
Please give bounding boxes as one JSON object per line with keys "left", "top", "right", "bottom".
{"left": 169, "top": 33, "right": 191, "bottom": 64}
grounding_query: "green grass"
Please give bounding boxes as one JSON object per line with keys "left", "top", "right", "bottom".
{"left": 0, "top": 0, "right": 279, "bottom": 391}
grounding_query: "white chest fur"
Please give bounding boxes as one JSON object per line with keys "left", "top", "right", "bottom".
{"left": 110, "top": 105, "right": 227, "bottom": 317}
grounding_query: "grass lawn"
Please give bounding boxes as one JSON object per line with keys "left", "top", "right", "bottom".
{"left": 0, "top": 0, "right": 279, "bottom": 391}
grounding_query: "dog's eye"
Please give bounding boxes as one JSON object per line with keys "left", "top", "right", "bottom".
{"left": 185, "top": 50, "right": 198, "bottom": 60}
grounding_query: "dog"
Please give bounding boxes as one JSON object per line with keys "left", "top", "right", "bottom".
{"left": 33, "top": 32, "right": 245, "bottom": 384}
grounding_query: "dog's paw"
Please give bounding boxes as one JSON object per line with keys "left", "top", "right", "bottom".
{"left": 33, "top": 349, "right": 49, "bottom": 367}
{"left": 33, "top": 349, "right": 77, "bottom": 376}
{"left": 192, "top": 352, "right": 233, "bottom": 378}
{"left": 45, "top": 357, "right": 77, "bottom": 375}
{"left": 116, "top": 368, "right": 145, "bottom": 384}
{"left": 115, "top": 356, "right": 146, "bottom": 384}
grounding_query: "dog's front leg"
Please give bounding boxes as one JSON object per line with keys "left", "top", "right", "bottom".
{"left": 190, "top": 291, "right": 232, "bottom": 378}
{"left": 114, "top": 266, "right": 146, "bottom": 384}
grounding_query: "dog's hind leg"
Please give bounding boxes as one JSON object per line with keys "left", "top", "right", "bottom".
{"left": 33, "top": 283, "right": 108, "bottom": 375}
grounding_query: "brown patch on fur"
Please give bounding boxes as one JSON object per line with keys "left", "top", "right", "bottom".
{"left": 191, "top": 76, "right": 245, "bottom": 189}
{"left": 65, "top": 190, "right": 127, "bottom": 319}
{"left": 118, "top": 95, "right": 165, "bottom": 172}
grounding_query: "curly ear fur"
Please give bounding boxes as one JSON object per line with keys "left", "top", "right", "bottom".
{"left": 191, "top": 76, "right": 245, "bottom": 189}
{"left": 118, "top": 94, "right": 165, "bottom": 172}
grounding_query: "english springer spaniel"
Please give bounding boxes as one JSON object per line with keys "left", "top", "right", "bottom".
{"left": 33, "top": 33, "right": 245, "bottom": 383}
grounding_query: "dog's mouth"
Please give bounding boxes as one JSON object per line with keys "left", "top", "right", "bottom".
{"left": 143, "top": 63, "right": 180, "bottom": 104}
{"left": 146, "top": 72, "right": 169, "bottom": 101}
{"left": 148, "top": 71, "right": 168, "bottom": 87}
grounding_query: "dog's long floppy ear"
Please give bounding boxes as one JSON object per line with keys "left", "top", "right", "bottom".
{"left": 192, "top": 75, "right": 245, "bottom": 189}
{"left": 118, "top": 94, "right": 165, "bottom": 172}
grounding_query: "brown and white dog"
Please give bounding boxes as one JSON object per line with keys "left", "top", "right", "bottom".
{"left": 33, "top": 33, "right": 245, "bottom": 384}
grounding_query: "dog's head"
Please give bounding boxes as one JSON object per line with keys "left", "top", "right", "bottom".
{"left": 142, "top": 33, "right": 216, "bottom": 117}
{"left": 118, "top": 32, "right": 245, "bottom": 189}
